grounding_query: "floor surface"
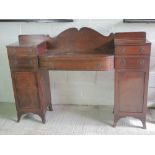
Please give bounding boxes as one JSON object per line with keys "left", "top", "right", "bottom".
{"left": 0, "top": 103, "right": 155, "bottom": 135}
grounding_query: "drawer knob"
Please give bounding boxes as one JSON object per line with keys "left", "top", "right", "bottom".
{"left": 140, "top": 47, "right": 145, "bottom": 53}
{"left": 140, "top": 60, "right": 144, "bottom": 65}
{"left": 96, "top": 63, "right": 101, "bottom": 68}
{"left": 120, "top": 58, "right": 126, "bottom": 65}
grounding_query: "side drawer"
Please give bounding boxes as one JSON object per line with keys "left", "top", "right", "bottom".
{"left": 9, "top": 57, "right": 38, "bottom": 70}
{"left": 115, "top": 45, "right": 150, "bottom": 55}
{"left": 7, "top": 47, "right": 36, "bottom": 57}
{"left": 115, "top": 56, "right": 149, "bottom": 70}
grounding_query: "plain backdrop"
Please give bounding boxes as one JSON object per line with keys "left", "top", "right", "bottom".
{"left": 0, "top": 19, "right": 155, "bottom": 107}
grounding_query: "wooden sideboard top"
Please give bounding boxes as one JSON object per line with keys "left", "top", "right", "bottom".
{"left": 7, "top": 27, "right": 150, "bottom": 71}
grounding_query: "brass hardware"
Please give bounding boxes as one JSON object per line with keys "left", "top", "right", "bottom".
{"left": 139, "top": 60, "right": 144, "bottom": 65}
{"left": 96, "top": 63, "right": 101, "bottom": 68}
{"left": 140, "top": 47, "right": 145, "bottom": 53}
{"left": 120, "top": 58, "right": 126, "bottom": 65}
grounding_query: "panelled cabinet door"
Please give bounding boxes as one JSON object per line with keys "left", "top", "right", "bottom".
{"left": 116, "top": 71, "right": 145, "bottom": 113}
{"left": 12, "top": 72, "right": 40, "bottom": 109}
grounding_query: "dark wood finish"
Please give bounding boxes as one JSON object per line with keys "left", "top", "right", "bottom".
{"left": 114, "top": 32, "right": 151, "bottom": 129}
{"left": 7, "top": 27, "right": 151, "bottom": 128}
{"left": 39, "top": 27, "right": 114, "bottom": 70}
{"left": 7, "top": 35, "right": 52, "bottom": 124}
{"left": 39, "top": 54, "right": 114, "bottom": 70}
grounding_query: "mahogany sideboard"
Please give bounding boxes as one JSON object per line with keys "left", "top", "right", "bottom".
{"left": 7, "top": 27, "right": 151, "bottom": 128}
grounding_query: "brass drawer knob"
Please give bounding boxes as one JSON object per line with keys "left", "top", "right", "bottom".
{"left": 120, "top": 58, "right": 126, "bottom": 65}
{"left": 139, "top": 60, "right": 144, "bottom": 65}
{"left": 140, "top": 47, "right": 145, "bottom": 53}
{"left": 96, "top": 63, "right": 101, "bottom": 68}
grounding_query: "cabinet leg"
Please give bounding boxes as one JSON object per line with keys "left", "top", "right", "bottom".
{"left": 42, "top": 117, "right": 46, "bottom": 124}
{"left": 17, "top": 112, "right": 22, "bottom": 122}
{"left": 141, "top": 118, "right": 146, "bottom": 129}
{"left": 48, "top": 103, "right": 53, "bottom": 111}
{"left": 113, "top": 115, "right": 119, "bottom": 127}
{"left": 39, "top": 113, "right": 46, "bottom": 124}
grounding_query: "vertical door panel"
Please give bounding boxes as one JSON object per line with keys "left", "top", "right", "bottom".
{"left": 13, "top": 72, "right": 40, "bottom": 109}
{"left": 117, "top": 71, "right": 145, "bottom": 113}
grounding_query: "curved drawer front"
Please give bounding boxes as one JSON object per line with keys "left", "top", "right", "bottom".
{"left": 115, "top": 56, "right": 149, "bottom": 69}
{"left": 115, "top": 45, "right": 150, "bottom": 55}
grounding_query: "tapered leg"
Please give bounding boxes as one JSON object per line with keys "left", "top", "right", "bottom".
{"left": 113, "top": 115, "right": 119, "bottom": 127}
{"left": 17, "top": 112, "right": 22, "bottom": 122}
{"left": 39, "top": 113, "right": 46, "bottom": 124}
{"left": 44, "top": 71, "right": 53, "bottom": 112}
{"left": 141, "top": 118, "right": 146, "bottom": 129}
{"left": 48, "top": 103, "right": 53, "bottom": 111}
{"left": 42, "top": 116, "right": 46, "bottom": 124}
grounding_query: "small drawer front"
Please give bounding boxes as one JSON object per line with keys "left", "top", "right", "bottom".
{"left": 115, "top": 56, "right": 149, "bottom": 69}
{"left": 115, "top": 45, "right": 150, "bottom": 55}
{"left": 10, "top": 57, "right": 38, "bottom": 70}
{"left": 7, "top": 47, "right": 36, "bottom": 57}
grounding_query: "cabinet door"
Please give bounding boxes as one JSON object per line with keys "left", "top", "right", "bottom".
{"left": 116, "top": 71, "right": 145, "bottom": 113}
{"left": 13, "top": 72, "right": 40, "bottom": 109}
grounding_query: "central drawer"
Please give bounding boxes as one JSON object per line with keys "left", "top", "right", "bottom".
{"left": 115, "top": 56, "right": 149, "bottom": 69}
{"left": 39, "top": 55, "right": 114, "bottom": 71}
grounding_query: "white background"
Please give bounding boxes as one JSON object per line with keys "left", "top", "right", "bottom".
{"left": 1, "top": 19, "right": 155, "bottom": 106}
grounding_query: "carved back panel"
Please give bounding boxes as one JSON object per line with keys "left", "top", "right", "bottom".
{"left": 47, "top": 27, "right": 114, "bottom": 53}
